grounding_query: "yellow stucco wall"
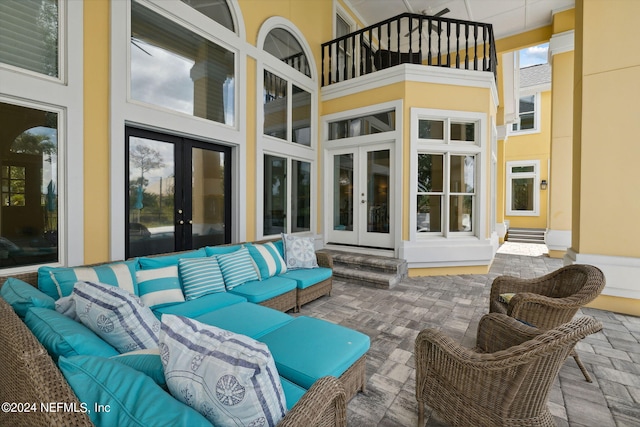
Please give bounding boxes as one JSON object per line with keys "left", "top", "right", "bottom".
{"left": 84, "top": 0, "right": 110, "bottom": 264}
{"left": 574, "top": 0, "right": 640, "bottom": 258}
{"left": 504, "top": 91, "right": 551, "bottom": 229}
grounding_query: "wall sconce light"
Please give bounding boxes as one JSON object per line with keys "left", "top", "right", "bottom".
{"left": 540, "top": 179, "right": 548, "bottom": 190}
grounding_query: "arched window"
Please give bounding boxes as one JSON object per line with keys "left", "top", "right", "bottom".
{"left": 258, "top": 20, "right": 316, "bottom": 239}
{"left": 264, "top": 28, "right": 310, "bottom": 77}
{"left": 180, "top": 0, "right": 234, "bottom": 32}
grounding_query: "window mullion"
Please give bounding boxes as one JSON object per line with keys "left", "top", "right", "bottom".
{"left": 443, "top": 153, "right": 451, "bottom": 237}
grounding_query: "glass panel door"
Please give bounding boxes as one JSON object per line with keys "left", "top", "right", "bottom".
{"left": 126, "top": 128, "right": 231, "bottom": 258}
{"left": 190, "top": 146, "right": 229, "bottom": 249}
{"left": 127, "top": 135, "right": 177, "bottom": 257}
{"left": 328, "top": 144, "right": 393, "bottom": 248}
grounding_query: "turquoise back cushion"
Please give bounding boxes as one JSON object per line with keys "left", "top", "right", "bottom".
{"left": 138, "top": 248, "right": 207, "bottom": 270}
{"left": 203, "top": 244, "right": 242, "bottom": 257}
{"left": 59, "top": 355, "right": 211, "bottom": 427}
{"left": 24, "top": 307, "right": 118, "bottom": 360}
{"left": 111, "top": 349, "right": 166, "bottom": 387}
{"left": 1, "top": 277, "right": 55, "bottom": 317}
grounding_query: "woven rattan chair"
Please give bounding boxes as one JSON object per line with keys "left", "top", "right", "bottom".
{"left": 489, "top": 264, "right": 605, "bottom": 381}
{"left": 415, "top": 313, "right": 603, "bottom": 427}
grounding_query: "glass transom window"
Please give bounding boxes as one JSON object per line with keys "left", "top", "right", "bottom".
{"left": 264, "top": 28, "right": 310, "bottom": 77}
{"left": 131, "top": 1, "right": 235, "bottom": 126}
{"left": 0, "top": 0, "right": 59, "bottom": 78}
{"left": 329, "top": 110, "right": 395, "bottom": 140}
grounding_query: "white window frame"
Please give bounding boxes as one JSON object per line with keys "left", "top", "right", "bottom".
{"left": 409, "top": 108, "right": 486, "bottom": 242}
{"left": 506, "top": 160, "right": 540, "bottom": 216}
{"left": 0, "top": 0, "right": 84, "bottom": 271}
{"left": 511, "top": 90, "right": 541, "bottom": 134}
{"left": 110, "top": 0, "right": 249, "bottom": 260}
{"left": 256, "top": 17, "right": 318, "bottom": 239}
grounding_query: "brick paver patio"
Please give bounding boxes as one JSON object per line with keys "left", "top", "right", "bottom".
{"left": 298, "top": 243, "right": 640, "bottom": 426}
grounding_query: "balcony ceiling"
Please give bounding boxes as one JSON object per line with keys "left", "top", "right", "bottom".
{"left": 345, "top": 0, "right": 575, "bottom": 41}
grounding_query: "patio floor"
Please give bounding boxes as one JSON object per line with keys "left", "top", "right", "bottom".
{"left": 298, "top": 242, "right": 640, "bottom": 427}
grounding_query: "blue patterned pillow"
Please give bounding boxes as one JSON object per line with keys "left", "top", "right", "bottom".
{"left": 71, "top": 281, "right": 160, "bottom": 353}
{"left": 178, "top": 257, "right": 226, "bottom": 300}
{"left": 216, "top": 246, "right": 259, "bottom": 290}
{"left": 48, "top": 261, "right": 138, "bottom": 298}
{"left": 159, "top": 314, "right": 287, "bottom": 427}
{"left": 281, "top": 234, "right": 318, "bottom": 269}
{"left": 136, "top": 266, "right": 185, "bottom": 308}
{"left": 247, "top": 242, "right": 287, "bottom": 279}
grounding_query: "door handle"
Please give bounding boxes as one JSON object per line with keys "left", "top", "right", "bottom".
{"left": 188, "top": 220, "right": 193, "bottom": 224}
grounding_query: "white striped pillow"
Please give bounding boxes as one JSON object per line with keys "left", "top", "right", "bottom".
{"left": 49, "top": 261, "right": 138, "bottom": 298}
{"left": 248, "top": 242, "right": 287, "bottom": 279}
{"left": 136, "top": 266, "right": 185, "bottom": 308}
{"left": 216, "top": 246, "right": 259, "bottom": 290}
{"left": 178, "top": 257, "right": 226, "bottom": 300}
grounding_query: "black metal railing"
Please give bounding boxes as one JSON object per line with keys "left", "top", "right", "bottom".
{"left": 321, "top": 13, "right": 497, "bottom": 86}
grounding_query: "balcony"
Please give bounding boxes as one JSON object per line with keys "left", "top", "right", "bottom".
{"left": 321, "top": 13, "right": 497, "bottom": 87}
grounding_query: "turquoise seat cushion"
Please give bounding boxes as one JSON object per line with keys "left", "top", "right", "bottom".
{"left": 204, "top": 244, "right": 242, "bottom": 256}
{"left": 259, "top": 316, "right": 370, "bottom": 389}
{"left": 24, "top": 307, "right": 119, "bottom": 360}
{"left": 1, "top": 277, "right": 55, "bottom": 317}
{"left": 43, "top": 260, "right": 139, "bottom": 298}
{"left": 138, "top": 248, "right": 207, "bottom": 269}
{"left": 152, "top": 292, "right": 246, "bottom": 319}
{"left": 59, "top": 355, "right": 211, "bottom": 427}
{"left": 280, "top": 267, "right": 332, "bottom": 290}
{"left": 227, "top": 276, "right": 296, "bottom": 304}
{"left": 193, "top": 301, "right": 293, "bottom": 339}
{"left": 280, "top": 376, "right": 306, "bottom": 411}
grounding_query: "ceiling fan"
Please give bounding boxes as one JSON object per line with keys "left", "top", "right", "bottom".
{"left": 404, "top": 6, "right": 451, "bottom": 37}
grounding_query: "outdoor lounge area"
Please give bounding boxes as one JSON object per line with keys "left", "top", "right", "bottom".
{"left": 299, "top": 243, "right": 640, "bottom": 427}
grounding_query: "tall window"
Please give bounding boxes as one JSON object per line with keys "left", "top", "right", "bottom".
{"left": 0, "top": 102, "right": 58, "bottom": 268}
{"left": 415, "top": 117, "right": 480, "bottom": 236}
{"left": 260, "top": 22, "right": 315, "bottom": 237}
{"left": 263, "top": 155, "right": 310, "bottom": 236}
{"left": 507, "top": 161, "right": 539, "bottom": 216}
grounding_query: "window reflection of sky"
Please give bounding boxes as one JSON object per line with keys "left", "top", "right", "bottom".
{"left": 130, "top": 39, "right": 194, "bottom": 115}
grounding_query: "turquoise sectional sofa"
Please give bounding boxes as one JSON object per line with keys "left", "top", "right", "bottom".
{"left": 0, "top": 240, "right": 370, "bottom": 427}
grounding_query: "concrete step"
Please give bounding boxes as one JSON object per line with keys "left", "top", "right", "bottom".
{"left": 320, "top": 249, "right": 407, "bottom": 289}
{"left": 506, "top": 228, "right": 545, "bottom": 244}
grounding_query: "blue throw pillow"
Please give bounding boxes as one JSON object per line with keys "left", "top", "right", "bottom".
{"left": 47, "top": 260, "right": 138, "bottom": 298}
{"left": 178, "top": 257, "right": 226, "bottom": 300}
{"left": 1, "top": 277, "right": 55, "bottom": 317}
{"left": 138, "top": 248, "right": 207, "bottom": 270}
{"left": 247, "top": 242, "right": 287, "bottom": 279}
{"left": 24, "top": 307, "right": 118, "bottom": 360}
{"left": 160, "top": 314, "right": 287, "bottom": 427}
{"left": 215, "top": 246, "right": 259, "bottom": 290}
{"left": 72, "top": 281, "right": 160, "bottom": 353}
{"left": 136, "top": 266, "right": 185, "bottom": 309}
{"left": 58, "top": 355, "right": 211, "bottom": 427}
{"left": 281, "top": 234, "right": 318, "bottom": 269}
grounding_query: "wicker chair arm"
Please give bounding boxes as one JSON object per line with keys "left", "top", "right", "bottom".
{"left": 489, "top": 275, "right": 556, "bottom": 303}
{"left": 315, "top": 251, "right": 333, "bottom": 269}
{"left": 278, "top": 376, "right": 346, "bottom": 427}
{"left": 476, "top": 313, "right": 541, "bottom": 353}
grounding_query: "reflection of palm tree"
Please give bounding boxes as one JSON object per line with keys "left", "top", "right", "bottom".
{"left": 130, "top": 144, "right": 165, "bottom": 222}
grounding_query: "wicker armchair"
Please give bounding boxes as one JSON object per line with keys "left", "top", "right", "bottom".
{"left": 415, "top": 313, "right": 603, "bottom": 427}
{"left": 489, "top": 264, "right": 605, "bottom": 381}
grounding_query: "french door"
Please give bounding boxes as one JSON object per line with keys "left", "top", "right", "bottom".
{"left": 125, "top": 128, "right": 231, "bottom": 258}
{"left": 328, "top": 143, "right": 393, "bottom": 248}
